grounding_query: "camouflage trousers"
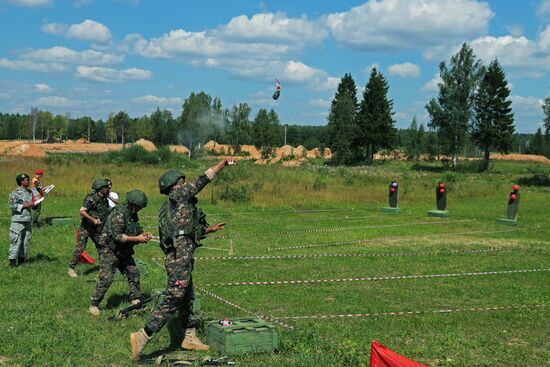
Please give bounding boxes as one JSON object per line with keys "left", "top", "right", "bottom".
{"left": 32, "top": 203, "right": 41, "bottom": 227}
{"left": 68, "top": 225, "right": 101, "bottom": 268}
{"left": 9, "top": 221, "right": 32, "bottom": 260}
{"left": 90, "top": 246, "right": 141, "bottom": 306}
{"left": 145, "top": 237, "right": 196, "bottom": 334}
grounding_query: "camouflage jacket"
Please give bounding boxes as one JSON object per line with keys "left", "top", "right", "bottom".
{"left": 8, "top": 187, "right": 33, "bottom": 222}
{"left": 80, "top": 191, "right": 110, "bottom": 227}
{"left": 101, "top": 204, "right": 143, "bottom": 256}
{"left": 159, "top": 174, "right": 210, "bottom": 246}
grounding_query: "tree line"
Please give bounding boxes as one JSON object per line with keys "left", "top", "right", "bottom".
{"left": 1, "top": 43, "right": 549, "bottom": 165}
{"left": 326, "top": 43, "right": 550, "bottom": 169}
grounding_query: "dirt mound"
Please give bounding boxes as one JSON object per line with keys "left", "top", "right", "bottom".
{"left": 135, "top": 138, "right": 156, "bottom": 151}
{"left": 306, "top": 148, "right": 321, "bottom": 159}
{"left": 322, "top": 148, "right": 332, "bottom": 159}
{"left": 282, "top": 158, "right": 306, "bottom": 167}
{"left": 240, "top": 145, "right": 261, "bottom": 159}
{"left": 294, "top": 145, "right": 307, "bottom": 158}
{"left": 169, "top": 145, "right": 190, "bottom": 154}
{"left": 204, "top": 140, "right": 233, "bottom": 154}
{"left": 75, "top": 138, "right": 88, "bottom": 144}
{"left": 490, "top": 153, "right": 550, "bottom": 164}
{"left": 276, "top": 145, "right": 294, "bottom": 158}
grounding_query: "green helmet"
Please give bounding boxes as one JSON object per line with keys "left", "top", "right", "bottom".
{"left": 16, "top": 173, "right": 30, "bottom": 185}
{"left": 158, "top": 169, "right": 185, "bottom": 194}
{"left": 126, "top": 189, "right": 148, "bottom": 209}
{"left": 92, "top": 179, "right": 110, "bottom": 191}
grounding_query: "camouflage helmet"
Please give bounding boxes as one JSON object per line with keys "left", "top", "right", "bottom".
{"left": 92, "top": 179, "right": 110, "bottom": 191}
{"left": 158, "top": 169, "right": 185, "bottom": 194}
{"left": 126, "top": 189, "right": 148, "bottom": 209}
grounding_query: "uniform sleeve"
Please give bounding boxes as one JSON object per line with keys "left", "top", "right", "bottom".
{"left": 111, "top": 210, "right": 128, "bottom": 243}
{"left": 80, "top": 194, "right": 94, "bottom": 212}
{"left": 8, "top": 191, "right": 24, "bottom": 212}
{"left": 171, "top": 174, "right": 211, "bottom": 202}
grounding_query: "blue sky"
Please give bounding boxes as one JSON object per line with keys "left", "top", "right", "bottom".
{"left": 1, "top": 0, "right": 550, "bottom": 133}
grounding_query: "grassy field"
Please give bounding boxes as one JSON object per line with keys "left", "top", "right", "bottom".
{"left": 0, "top": 156, "right": 549, "bottom": 367}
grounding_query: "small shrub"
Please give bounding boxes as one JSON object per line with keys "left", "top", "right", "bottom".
{"left": 219, "top": 184, "right": 251, "bottom": 203}
{"left": 312, "top": 176, "right": 327, "bottom": 191}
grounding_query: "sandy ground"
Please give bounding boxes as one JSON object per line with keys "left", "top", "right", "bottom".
{"left": 1, "top": 139, "right": 547, "bottom": 165}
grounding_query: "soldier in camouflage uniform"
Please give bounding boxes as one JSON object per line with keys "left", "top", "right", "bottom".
{"left": 68, "top": 179, "right": 111, "bottom": 278}
{"left": 8, "top": 174, "right": 36, "bottom": 267}
{"left": 131, "top": 159, "right": 233, "bottom": 361}
{"left": 89, "top": 189, "right": 153, "bottom": 316}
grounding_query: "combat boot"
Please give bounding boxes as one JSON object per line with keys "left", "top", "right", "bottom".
{"left": 130, "top": 328, "right": 151, "bottom": 361}
{"left": 89, "top": 305, "right": 100, "bottom": 316}
{"left": 9, "top": 259, "right": 17, "bottom": 267}
{"left": 67, "top": 267, "right": 78, "bottom": 278}
{"left": 181, "top": 328, "right": 209, "bottom": 351}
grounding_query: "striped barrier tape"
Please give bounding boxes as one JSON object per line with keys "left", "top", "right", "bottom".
{"left": 211, "top": 219, "right": 475, "bottom": 239}
{"left": 268, "top": 227, "right": 527, "bottom": 251}
{"left": 196, "top": 247, "right": 520, "bottom": 261}
{"left": 198, "top": 286, "right": 295, "bottom": 330}
{"left": 276, "top": 303, "right": 550, "bottom": 320}
{"left": 204, "top": 268, "right": 550, "bottom": 287}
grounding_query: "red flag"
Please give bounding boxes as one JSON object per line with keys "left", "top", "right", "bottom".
{"left": 370, "top": 340, "right": 429, "bottom": 367}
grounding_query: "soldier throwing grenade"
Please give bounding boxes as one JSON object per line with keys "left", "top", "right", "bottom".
{"left": 130, "top": 159, "right": 234, "bottom": 361}
{"left": 89, "top": 189, "right": 152, "bottom": 316}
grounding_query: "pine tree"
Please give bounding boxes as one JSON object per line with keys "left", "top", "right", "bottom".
{"left": 472, "top": 59, "right": 515, "bottom": 170}
{"left": 530, "top": 128, "right": 544, "bottom": 155}
{"left": 404, "top": 117, "right": 425, "bottom": 160}
{"left": 357, "top": 67, "right": 396, "bottom": 163}
{"left": 327, "top": 74, "right": 359, "bottom": 165}
{"left": 426, "top": 43, "right": 484, "bottom": 169}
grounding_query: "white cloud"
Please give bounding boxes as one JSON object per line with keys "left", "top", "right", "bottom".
{"left": 309, "top": 98, "right": 331, "bottom": 108}
{"left": 218, "top": 12, "right": 327, "bottom": 47}
{"left": 509, "top": 95, "right": 545, "bottom": 132}
{"left": 0, "top": 58, "right": 67, "bottom": 72}
{"left": 537, "top": 0, "right": 550, "bottom": 18}
{"left": 387, "top": 62, "right": 420, "bottom": 78}
{"left": 33, "top": 96, "right": 77, "bottom": 107}
{"left": 132, "top": 95, "right": 184, "bottom": 105}
{"left": 0, "top": 92, "right": 10, "bottom": 99}
{"left": 34, "top": 83, "right": 53, "bottom": 92}
{"left": 470, "top": 34, "right": 550, "bottom": 78}
{"left": 42, "top": 23, "right": 67, "bottom": 35}
{"left": 76, "top": 66, "right": 152, "bottom": 83}
{"left": 66, "top": 19, "right": 112, "bottom": 42}
{"left": 421, "top": 74, "right": 442, "bottom": 93}
{"left": 325, "top": 0, "right": 493, "bottom": 50}
{"left": 22, "top": 47, "right": 123, "bottom": 65}
{"left": 7, "top": 0, "right": 51, "bottom": 7}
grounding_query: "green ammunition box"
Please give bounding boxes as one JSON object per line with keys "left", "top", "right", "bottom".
{"left": 206, "top": 317, "right": 279, "bottom": 355}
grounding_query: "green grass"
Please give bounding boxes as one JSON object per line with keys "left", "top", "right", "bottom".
{"left": 0, "top": 156, "right": 549, "bottom": 366}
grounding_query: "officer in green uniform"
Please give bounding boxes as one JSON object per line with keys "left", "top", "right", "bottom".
{"left": 130, "top": 159, "right": 233, "bottom": 361}
{"left": 89, "top": 189, "right": 152, "bottom": 316}
{"left": 68, "top": 179, "right": 111, "bottom": 277}
{"left": 8, "top": 174, "right": 36, "bottom": 267}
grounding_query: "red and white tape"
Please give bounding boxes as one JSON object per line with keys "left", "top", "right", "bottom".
{"left": 205, "top": 268, "right": 550, "bottom": 287}
{"left": 276, "top": 304, "right": 550, "bottom": 320}
{"left": 196, "top": 247, "right": 517, "bottom": 261}
{"left": 212, "top": 219, "right": 474, "bottom": 239}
